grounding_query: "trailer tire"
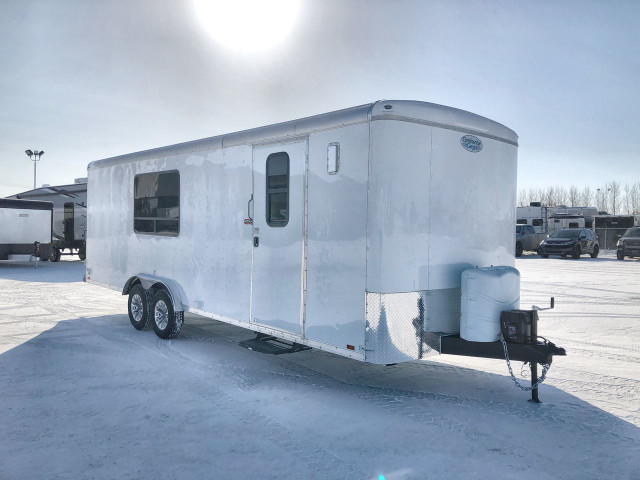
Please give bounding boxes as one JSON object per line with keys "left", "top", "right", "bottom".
{"left": 541, "top": 253, "right": 549, "bottom": 258}
{"left": 617, "top": 250, "right": 625, "bottom": 260}
{"left": 50, "top": 247, "right": 61, "bottom": 262}
{"left": 151, "top": 290, "right": 183, "bottom": 339}
{"left": 590, "top": 245, "right": 599, "bottom": 258}
{"left": 515, "top": 242, "right": 523, "bottom": 257}
{"left": 128, "top": 285, "right": 150, "bottom": 330}
{"left": 572, "top": 245, "right": 582, "bottom": 259}
{"left": 78, "top": 248, "right": 86, "bottom": 261}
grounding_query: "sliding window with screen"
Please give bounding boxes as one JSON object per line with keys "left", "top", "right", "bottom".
{"left": 134, "top": 170, "right": 180, "bottom": 236}
{"left": 266, "top": 152, "right": 289, "bottom": 227}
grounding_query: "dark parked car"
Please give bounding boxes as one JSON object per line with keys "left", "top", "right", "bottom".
{"left": 539, "top": 228, "right": 599, "bottom": 259}
{"left": 617, "top": 227, "right": 640, "bottom": 260}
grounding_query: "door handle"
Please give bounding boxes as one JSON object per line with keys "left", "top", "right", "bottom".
{"left": 253, "top": 237, "right": 259, "bottom": 247}
{"left": 245, "top": 194, "right": 254, "bottom": 225}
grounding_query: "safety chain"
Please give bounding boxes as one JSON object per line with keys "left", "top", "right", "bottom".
{"left": 499, "top": 333, "right": 551, "bottom": 391}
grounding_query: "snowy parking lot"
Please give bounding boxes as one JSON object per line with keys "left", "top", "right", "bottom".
{"left": 0, "top": 253, "right": 638, "bottom": 480}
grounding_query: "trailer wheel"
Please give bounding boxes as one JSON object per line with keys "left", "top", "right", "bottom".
{"left": 515, "top": 242, "right": 523, "bottom": 257}
{"left": 151, "top": 290, "right": 183, "bottom": 339}
{"left": 617, "top": 250, "right": 625, "bottom": 260}
{"left": 590, "top": 245, "right": 599, "bottom": 258}
{"left": 541, "top": 253, "right": 549, "bottom": 258}
{"left": 128, "top": 284, "right": 150, "bottom": 330}
{"left": 572, "top": 245, "right": 582, "bottom": 259}
{"left": 50, "top": 247, "right": 61, "bottom": 262}
{"left": 78, "top": 248, "right": 86, "bottom": 261}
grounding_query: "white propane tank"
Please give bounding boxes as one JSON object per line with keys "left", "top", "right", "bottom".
{"left": 460, "top": 266, "right": 520, "bottom": 342}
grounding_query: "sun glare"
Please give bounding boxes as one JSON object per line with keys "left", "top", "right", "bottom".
{"left": 194, "top": 0, "right": 300, "bottom": 52}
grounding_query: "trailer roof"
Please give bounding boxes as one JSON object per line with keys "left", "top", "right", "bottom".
{"left": 89, "top": 100, "right": 518, "bottom": 170}
{"left": 8, "top": 182, "right": 87, "bottom": 199}
{"left": 0, "top": 198, "right": 53, "bottom": 210}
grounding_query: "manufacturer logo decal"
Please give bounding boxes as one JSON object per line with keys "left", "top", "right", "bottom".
{"left": 460, "top": 135, "right": 483, "bottom": 153}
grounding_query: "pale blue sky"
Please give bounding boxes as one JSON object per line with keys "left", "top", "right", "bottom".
{"left": 1, "top": 0, "right": 639, "bottom": 197}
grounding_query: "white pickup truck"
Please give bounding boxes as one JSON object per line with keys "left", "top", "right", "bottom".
{"left": 515, "top": 224, "right": 547, "bottom": 256}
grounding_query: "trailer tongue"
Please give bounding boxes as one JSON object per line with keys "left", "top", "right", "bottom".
{"left": 239, "top": 298, "right": 567, "bottom": 403}
{"left": 441, "top": 299, "right": 566, "bottom": 402}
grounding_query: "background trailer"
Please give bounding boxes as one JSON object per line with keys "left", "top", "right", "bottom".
{"left": 86, "top": 100, "right": 565, "bottom": 391}
{"left": 9, "top": 179, "right": 87, "bottom": 261}
{"left": 0, "top": 199, "right": 53, "bottom": 261}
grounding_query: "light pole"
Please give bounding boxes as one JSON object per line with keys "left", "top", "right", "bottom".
{"left": 25, "top": 149, "right": 45, "bottom": 189}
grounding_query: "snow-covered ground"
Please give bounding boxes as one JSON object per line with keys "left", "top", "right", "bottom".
{"left": 0, "top": 252, "right": 638, "bottom": 479}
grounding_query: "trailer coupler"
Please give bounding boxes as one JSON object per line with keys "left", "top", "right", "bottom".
{"left": 239, "top": 332, "right": 311, "bottom": 355}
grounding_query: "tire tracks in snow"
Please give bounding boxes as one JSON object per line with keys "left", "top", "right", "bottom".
{"left": 162, "top": 334, "right": 537, "bottom": 465}
{"left": 177, "top": 330, "right": 640, "bottom": 479}
{"left": 566, "top": 346, "right": 640, "bottom": 364}
{"left": 179, "top": 326, "right": 640, "bottom": 454}
{"left": 93, "top": 325, "right": 370, "bottom": 480}
{"left": 555, "top": 337, "right": 640, "bottom": 355}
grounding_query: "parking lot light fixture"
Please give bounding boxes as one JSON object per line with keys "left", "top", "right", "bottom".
{"left": 25, "top": 149, "right": 45, "bottom": 189}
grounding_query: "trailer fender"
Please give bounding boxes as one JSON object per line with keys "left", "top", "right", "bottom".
{"left": 122, "top": 274, "right": 187, "bottom": 312}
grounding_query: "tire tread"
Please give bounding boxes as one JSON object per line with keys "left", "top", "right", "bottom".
{"left": 151, "top": 290, "right": 183, "bottom": 340}
{"left": 128, "top": 284, "right": 151, "bottom": 330}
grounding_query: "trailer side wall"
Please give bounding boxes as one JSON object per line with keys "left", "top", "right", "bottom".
{"left": 87, "top": 124, "right": 370, "bottom": 354}
{"left": 87, "top": 146, "right": 254, "bottom": 323}
{"left": 304, "top": 124, "right": 369, "bottom": 350}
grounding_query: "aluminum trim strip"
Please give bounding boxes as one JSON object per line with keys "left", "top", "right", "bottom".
{"left": 370, "top": 114, "right": 519, "bottom": 146}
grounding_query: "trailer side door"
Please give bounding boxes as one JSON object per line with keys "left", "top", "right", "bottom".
{"left": 251, "top": 140, "right": 307, "bottom": 336}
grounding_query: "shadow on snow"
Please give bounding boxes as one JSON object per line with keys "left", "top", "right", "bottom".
{"left": 0, "top": 313, "right": 638, "bottom": 479}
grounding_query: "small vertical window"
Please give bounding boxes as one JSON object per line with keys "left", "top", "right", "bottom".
{"left": 327, "top": 143, "right": 339, "bottom": 174}
{"left": 266, "top": 152, "right": 289, "bottom": 227}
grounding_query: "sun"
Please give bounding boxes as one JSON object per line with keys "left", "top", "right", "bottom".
{"left": 193, "top": 0, "right": 300, "bottom": 52}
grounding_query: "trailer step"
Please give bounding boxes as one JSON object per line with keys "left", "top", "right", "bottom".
{"left": 239, "top": 333, "right": 311, "bottom": 355}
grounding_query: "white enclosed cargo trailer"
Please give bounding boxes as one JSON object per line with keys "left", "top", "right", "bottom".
{"left": 0, "top": 199, "right": 53, "bottom": 261}
{"left": 87, "top": 100, "right": 524, "bottom": 365}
